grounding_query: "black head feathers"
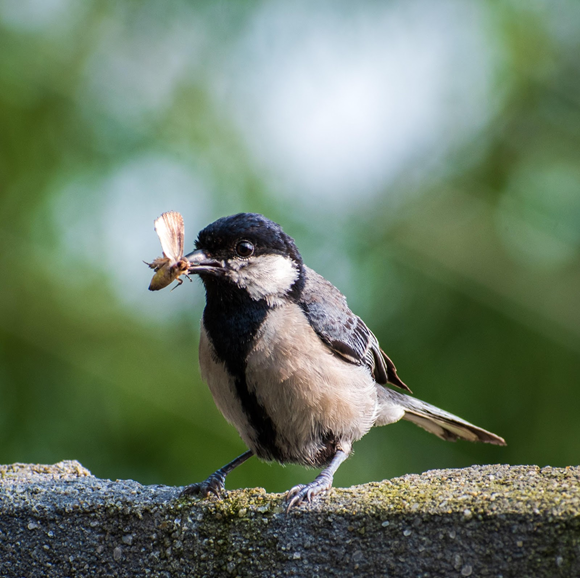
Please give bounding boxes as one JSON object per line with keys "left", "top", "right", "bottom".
{"left": 196, "top": 213, "right": 303, "bottom": 265}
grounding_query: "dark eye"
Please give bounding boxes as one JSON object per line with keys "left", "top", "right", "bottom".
{"left": 236, "top": 240, "right": 254, "bottom": 257}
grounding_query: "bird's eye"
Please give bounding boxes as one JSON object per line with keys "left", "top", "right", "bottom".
{"left": 236, "top": 240, "right": 254, "bottom": 258}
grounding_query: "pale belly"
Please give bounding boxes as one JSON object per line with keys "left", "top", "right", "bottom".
{"left": 198, "top": 304, "right": 379, "bottom": 466}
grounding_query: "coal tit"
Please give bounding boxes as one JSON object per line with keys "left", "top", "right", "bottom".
{"left": 180, "top": 213, "right": 505, "bottom": 509}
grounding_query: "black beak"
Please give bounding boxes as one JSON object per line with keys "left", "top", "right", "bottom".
{"left": 185, "top": 249, "right": 223, "bottom": 275}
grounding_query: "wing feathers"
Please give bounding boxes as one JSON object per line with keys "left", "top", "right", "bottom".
{"left": 300, "top": 266, "right": 410, "bottom": 391}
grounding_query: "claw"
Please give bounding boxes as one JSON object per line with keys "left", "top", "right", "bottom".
{"left": 284, "top": 449, "right": 349, "bottom": 512}
{"left": 181, "top": 472, "right": 226, "bottom": 499}
{"left": 179, "top": 451, "right": 253, "bottom": 502}
{"left": 285, "top": 484, "right": 307, "bottom": 511}
{"left": 285, "top": 478, "right": 332, "bottom": 512}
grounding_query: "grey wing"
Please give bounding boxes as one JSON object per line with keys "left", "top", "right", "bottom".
{"left": 299, "top": 266, "right": 410, "bottom": 392}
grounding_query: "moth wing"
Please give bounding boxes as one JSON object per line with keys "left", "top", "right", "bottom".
{"left": 154, "top": 211, "right": 184, "bottom": 262}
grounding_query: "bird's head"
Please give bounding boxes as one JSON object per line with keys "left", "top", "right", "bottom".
{"left": 185, "top": 213, "right": 305, "bottom": 303}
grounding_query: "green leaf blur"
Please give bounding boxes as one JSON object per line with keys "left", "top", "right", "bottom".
{"left": 0, "top": 0, "right": 578, "bottom": 493}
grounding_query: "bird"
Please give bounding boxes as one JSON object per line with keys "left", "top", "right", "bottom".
{"left": 178, "top": 212, "right": 505, "bottom": 510}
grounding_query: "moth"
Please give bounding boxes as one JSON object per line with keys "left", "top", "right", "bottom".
{"left": 145, "top": 211, "right": 191, "bottom": 291}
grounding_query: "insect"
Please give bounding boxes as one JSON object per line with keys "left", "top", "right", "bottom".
{"left": 145, "top": 211, "right": 191, "bottom": 291}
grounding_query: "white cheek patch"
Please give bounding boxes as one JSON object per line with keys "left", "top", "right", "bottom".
{"left": 228, "top": 254, "right": 299, "bottom": 302}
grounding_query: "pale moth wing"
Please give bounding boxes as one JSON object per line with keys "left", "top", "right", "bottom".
{"left": 154, "top": 211, "right": 185, "bottom": 263}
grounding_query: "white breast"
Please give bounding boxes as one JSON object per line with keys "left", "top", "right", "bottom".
{"left": 245, "top": 304, "right": 379, "bottom": 462}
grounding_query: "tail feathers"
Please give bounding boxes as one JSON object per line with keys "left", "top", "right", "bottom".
{"left": 376, "top": 386, "right": 506, "bottom": 446}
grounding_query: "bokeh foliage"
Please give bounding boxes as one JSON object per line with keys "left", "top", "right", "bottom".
{"left": 0, "top": 0, "right": 579, "bottom": 493}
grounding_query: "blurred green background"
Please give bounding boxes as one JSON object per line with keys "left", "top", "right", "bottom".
{"left": 1, "top": 0, "right": 579, "bottom": 494}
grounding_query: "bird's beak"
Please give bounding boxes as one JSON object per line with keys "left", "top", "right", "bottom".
{"left": 185, "top": 249, "right": 224, "bottom": 275}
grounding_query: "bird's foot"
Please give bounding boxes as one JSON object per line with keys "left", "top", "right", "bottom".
{"left": 285, "top": 473, "right": 333, "bottom": 512}
{"left": 180, "top": 451, "right": 253, "bottom": 501}
{"left": 180, "top": 471, "right": 227, "bottom": 499}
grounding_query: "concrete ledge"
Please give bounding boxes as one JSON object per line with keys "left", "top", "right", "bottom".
{"left": 0, "top": 461, "right": 579, "bottom": 577}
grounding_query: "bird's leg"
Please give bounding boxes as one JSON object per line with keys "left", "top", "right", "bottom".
{"left": 180, "top": 450, "right": 253, "bottom": 498}
{"left": 285, "top": 449, "right": 349, "bottom": 511}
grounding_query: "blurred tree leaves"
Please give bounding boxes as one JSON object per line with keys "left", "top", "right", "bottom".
{"left": 0, "top": 0, "right": 579, "bottom": 494}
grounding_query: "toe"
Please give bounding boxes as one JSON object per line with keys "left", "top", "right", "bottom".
{"left": 285, "top": 485, "right": 312, "bottom": 512}
{"left": 285, "top": 477, "right": 333, "bottom": 511}
{"left": 180, "top": 483, "right": 204, "bottom": 498}
{"left": 180, "top": 476, "right": 225, "bottom": 499}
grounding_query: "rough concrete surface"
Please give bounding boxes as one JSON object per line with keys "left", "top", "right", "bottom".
{"left": 0, "top": 461, "right": 579, "bottom": 577}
